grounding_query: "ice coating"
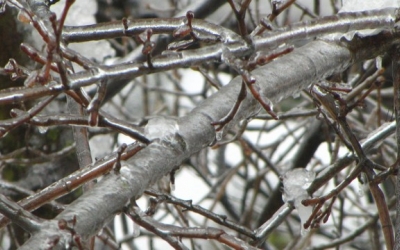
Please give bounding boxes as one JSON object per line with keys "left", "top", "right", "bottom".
{"left": 336, "top": 0, "right": 399, "bottom": 40}
{"left": 144, "top": 116, "right": 187, "bottom": 155}
{"left": 282, "top": 169, "right": 315, "bottom": 236}
{"left": 144, "top": 116, "right": 179, "bottom": 141}
{"left": 119, "top": 164, "right": 134, "bottom": 183}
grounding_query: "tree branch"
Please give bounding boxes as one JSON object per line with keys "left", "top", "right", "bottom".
{"left": 19, "top": 26, "right": 400, "bottom": 248}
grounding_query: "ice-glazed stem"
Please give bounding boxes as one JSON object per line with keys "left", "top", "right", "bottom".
{"left": 253, "top": 8, "right": 399, "bottom": 51}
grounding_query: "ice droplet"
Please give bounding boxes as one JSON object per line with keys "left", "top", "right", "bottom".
{"left": 215, "top": 131, "right": 223, "bottom": 141}
{"left": 38, "top": 126, "right": 48, "bottom": 134}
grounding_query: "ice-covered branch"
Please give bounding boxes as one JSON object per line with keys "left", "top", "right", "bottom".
{"left": 20, "top": 26, "right": 400, "bottom": 248}
{"left": 253, "top": 8, "right": 399, "bottom": 50}
{"left": 1, "top": 8, "right": 399, "bottom": 106}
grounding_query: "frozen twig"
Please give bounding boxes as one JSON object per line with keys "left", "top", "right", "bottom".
{"left": 253, "top": 8, "right": 399, "bottom": 51}
{"left": 0, "top": 193, "right": 42, "bottom": 233}
{"left": 0, "top": 143, "right": 144, "bottom": 228}
{"left": 2, "top": 1, "right": 399, "bottom": 247}
{"left": 254, "top": 119, "right": 396, "bottom": 245}
{"left": 307, "top": 79, "right": 394, "bottom": 248}
{"left": 0, "top": 8, "right": 397, "bottom": 106}
{"left": 125, "top": 206, "right": 259, "bottom": 250}
{"left": 145, "top": 189, "right": 255, "bottom": 238}
{"left": 0, "top": 95, "right": 56, "bottom": 137}
{"left": 311, "top": 198, "right": 395, "bottom": 250}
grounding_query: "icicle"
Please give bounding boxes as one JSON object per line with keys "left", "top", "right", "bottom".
{"left": 282, "top": 169, "right": 315, "bottom": 236}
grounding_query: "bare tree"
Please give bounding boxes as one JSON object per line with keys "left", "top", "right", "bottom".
{"left": 0, "top": 0, "right": 399, "bottom": 249}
